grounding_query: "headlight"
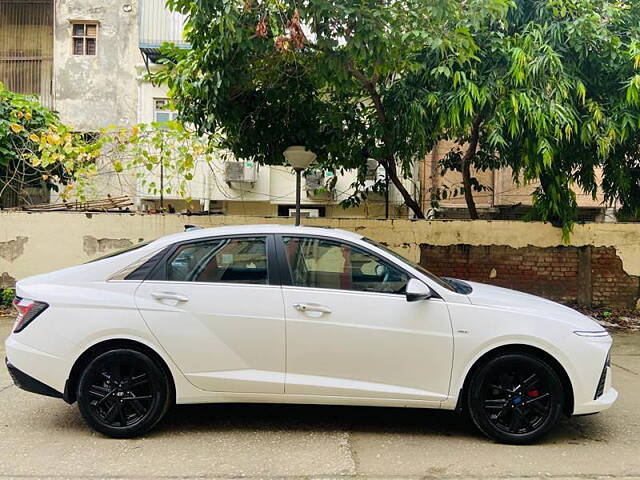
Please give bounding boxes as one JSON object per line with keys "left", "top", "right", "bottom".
{"left": 573, "top": 330, "right": 610, "bottom": 338}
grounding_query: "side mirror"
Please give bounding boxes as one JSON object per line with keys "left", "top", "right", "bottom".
{"left": 406, "top": 278, "right": 432, "bottom": 302}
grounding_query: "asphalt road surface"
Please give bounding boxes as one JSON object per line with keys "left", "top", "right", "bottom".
{"left": 1, "top": 316, "right": 638, "bottom": 480}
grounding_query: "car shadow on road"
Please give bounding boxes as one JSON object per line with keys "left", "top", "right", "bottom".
{"left": 149, "top": 402, "right": 610, "bottom": 444}
{"left": 159, "top": 403, "right": 473, "bottom": 436}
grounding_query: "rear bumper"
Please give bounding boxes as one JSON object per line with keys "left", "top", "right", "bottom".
{"left": 5, "top": 334, "right": 69, "bottom": 394}
{"left": 5, "top": 357, "right": 63, "bottom": 399}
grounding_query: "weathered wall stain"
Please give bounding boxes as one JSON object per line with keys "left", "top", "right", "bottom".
{"left": 0, "top": 272, "right": 16, "bottom": 288}
{"left": 83, "top": 236, "right": 133, "bottom": 256}
{"left": 0, "top": 237, "right": 28, "bottom": 262}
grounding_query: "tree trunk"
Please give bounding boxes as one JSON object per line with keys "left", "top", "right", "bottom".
{"left": 460, "top": 116, "right": 482, "bottom": 220}
{"left": 382, "top": 157, "right": 426, "bottom": 219}
{"left": 461, "top": 156, "right": 478, "bottom": 220}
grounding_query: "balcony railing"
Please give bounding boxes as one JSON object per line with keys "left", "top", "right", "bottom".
{"left": 139, "top": 0, "right": 189, "bottom": 49}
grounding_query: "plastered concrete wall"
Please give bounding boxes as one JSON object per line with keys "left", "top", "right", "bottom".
{"left": 54, "top": 0, "right": 139, "bottom": 130}
{"left": 2, "top": 212, "right": 640, "bottom": 288}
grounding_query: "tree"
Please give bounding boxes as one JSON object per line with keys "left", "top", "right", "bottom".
{"left": 156, "top": 0, "right": 511, "bottom": 218}
{"left": 431, "top": 0, "right": 640, "bottom": 233}
{"left": 97, "top": 120, "right": 219, "bottom": 207}
{"left": 0, "top": 81, "right": 214, "bottom": 206}
{"left": 0, "top": 82, "right": 101, "bottom": 205}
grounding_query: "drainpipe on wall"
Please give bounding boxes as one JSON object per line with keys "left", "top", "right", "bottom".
{"left": 134, "top": 66, "right": 144, "bottom": 211}
{"left": 491, "top": 168, "right": 496, "bottom": 208}
{"left": 429, "top": 146, "right": 439, "bottom": 218}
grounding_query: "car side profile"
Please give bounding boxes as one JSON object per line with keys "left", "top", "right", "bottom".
{"left": 5, "top": 225, "right": 617, "bottom": 443}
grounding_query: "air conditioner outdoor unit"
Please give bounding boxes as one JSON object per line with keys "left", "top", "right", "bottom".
{"left": 305, "top": 170, "right": 335, "bottom": 198}
{"left": 224, "top": 161, "right": 257, "bottom": 187}
{"left": 365, "top": 158, "right": 380, "bottom": 181}
{"left": 304, "top": 170, "right": 325, "bottom": 192}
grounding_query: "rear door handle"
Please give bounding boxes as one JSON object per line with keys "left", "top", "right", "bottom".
{"left": 293, "top": 303, "right": 332, "bottom": 314}
{"left": 151, "top": 291, "right": 189, "bottom": 302}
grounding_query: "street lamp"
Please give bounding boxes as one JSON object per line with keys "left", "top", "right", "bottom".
{"left": 284, "top": 145, "right": 317, "bottom": 226}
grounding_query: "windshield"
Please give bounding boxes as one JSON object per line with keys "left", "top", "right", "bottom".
{"left": 363, "top": 238, "right": 458, "bottom": 292}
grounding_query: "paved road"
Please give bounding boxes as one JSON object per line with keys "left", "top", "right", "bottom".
{"left": 1, "top": 315, "right": 639, "bottom": 479}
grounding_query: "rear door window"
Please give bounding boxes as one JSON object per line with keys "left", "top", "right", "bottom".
{"left": 165, "top": 237, "right": 268, "bottom": 285}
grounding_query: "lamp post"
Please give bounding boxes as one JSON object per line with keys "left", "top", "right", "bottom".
{"left": 284, "top": 146, "right": 317, "bottom": 226}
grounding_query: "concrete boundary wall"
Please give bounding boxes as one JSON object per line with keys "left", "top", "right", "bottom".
{"left": 1, "top": 212, "right": 640, "bottom": 307}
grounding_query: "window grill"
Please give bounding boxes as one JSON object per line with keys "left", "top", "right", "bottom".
{"left": 0, "top": 0, "right": 54, "bottom": 108}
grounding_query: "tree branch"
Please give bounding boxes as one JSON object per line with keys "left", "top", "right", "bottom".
{"left": 345, "top": 62, "right": 425, "bottom": 218}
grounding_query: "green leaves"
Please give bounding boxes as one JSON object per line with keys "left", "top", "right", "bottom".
{"left": 428, "top": 0, "right": 640, "bottom": 237}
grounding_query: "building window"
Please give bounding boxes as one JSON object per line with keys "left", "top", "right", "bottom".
{"left": 72, "top": 23, "right": 97, "bottom": 56}
{"left": 154, "top": 98, "right": 178, "bottom": 122}
{"left": 277, "top": 205, "right": 326, "bottom": 217}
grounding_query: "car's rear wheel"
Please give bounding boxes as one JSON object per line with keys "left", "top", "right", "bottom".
{"left": 77, "top": 349, "right": 171, "bottom": 438}
{"left": 466, "top": 352, "right": 564, "bottom": 444}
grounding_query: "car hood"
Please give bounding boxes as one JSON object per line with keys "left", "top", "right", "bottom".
{"left": 463, "top": 280, "right": 603, "bottom": 331}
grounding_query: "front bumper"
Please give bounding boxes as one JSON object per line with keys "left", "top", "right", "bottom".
{"left": 5, "top": 357, "right": 63, "bottom": 399}
{"left": 574, "top": 387, "right": 618, "bottom": 415}
{"left": 574, "top": 364, "right": 618, "bottom": 415}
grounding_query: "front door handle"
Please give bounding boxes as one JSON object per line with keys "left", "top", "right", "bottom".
{"left": 151, "top": 291, "right": 189, "bottom": 303}
{"left": 293, "top": 303, "right": 332, "bottom": 314}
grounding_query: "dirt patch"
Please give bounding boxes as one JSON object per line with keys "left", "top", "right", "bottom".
{"left": 570, "top": 303, "right": 640, "bottom": 331}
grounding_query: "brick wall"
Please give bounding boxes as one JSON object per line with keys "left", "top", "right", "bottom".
{"left": 591, "top": 247, "right": 640, "bottom": 307}
{"left": 420, "top": 244, "right": 640, "bottom": 308}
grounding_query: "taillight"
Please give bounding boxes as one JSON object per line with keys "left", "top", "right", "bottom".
{"left": 12, "top": 297, "right": 48, "bottom": 333}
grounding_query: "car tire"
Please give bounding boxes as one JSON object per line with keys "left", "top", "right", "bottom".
{"left": 77, "top": 348, "right": 172, "bottom": 438}
{"left": 466, "top": 352, "right": 564, "bottom": 445}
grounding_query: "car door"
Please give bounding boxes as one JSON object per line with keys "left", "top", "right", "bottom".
{"left": 277, "top": 235, "right": 453, "bottom": 403}
{"left": 134, "top": 234, "right": 285, "bottom": 394}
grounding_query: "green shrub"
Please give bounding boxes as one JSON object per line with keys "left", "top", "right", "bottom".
{"left": 1, "top": 288, "right": 14, "bottom": 307}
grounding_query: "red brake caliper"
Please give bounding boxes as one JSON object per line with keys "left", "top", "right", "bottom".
{"left": 527, "top": 390, "right": 540, "bottom": 397}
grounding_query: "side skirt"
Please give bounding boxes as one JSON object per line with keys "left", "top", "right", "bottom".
{"left": 175, "top": 391, "right": 451, "bottom": 409}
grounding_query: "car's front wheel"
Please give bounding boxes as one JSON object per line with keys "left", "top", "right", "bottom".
{"left": 77, "top": 349, "right": 171, "bottom": 438}
{"left": 467, "top": 352, "right": 564, "bottom": 444}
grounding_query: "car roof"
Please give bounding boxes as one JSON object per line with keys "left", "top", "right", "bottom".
{"left": 155, "top": 224, "right": 364, "bottom": 246}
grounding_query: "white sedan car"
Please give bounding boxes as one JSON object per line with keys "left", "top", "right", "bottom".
{"left": 5, "top": 225, "right": 617, "bottom": 443}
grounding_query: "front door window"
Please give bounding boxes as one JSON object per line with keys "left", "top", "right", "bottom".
{"left": 282, "top": 236, "right": 408, "bottom": 294}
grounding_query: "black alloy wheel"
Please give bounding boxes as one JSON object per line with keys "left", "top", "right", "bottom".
{"left": 77, "top": 349, "right": 171, "bottom": 438}
{"left": 467, "top": 353, "right": 564, "bottom": 444}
